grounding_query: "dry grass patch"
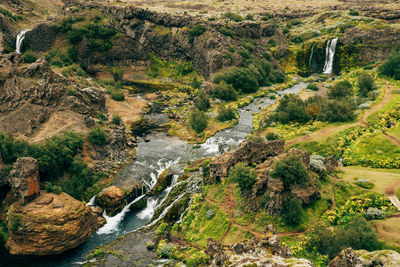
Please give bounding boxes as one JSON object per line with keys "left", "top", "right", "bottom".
{"left": 376, "top": 217, "right": 400, "bottom": 248}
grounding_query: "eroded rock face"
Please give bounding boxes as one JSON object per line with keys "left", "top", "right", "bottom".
{"left": 8, "top": 157, "right": 40, "bottom": 204}
{"left": 148, "top": 166, "right": 174, "bottom": 196}
{"left": 206, "top": 140, "right": 285, "bottom": 184}
{"left": 6, "top": 192, "right": 105, "bottom": 255}
{"left": 95, "top": 185, "right": 126, "bottom": 216}
{"left": 329, "top": 248, "right": 400, "bottom": 267}
{"left": 0, "top": 55, "right": 106, "bottom": 137}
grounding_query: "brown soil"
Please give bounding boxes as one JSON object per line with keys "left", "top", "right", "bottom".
{"left": 106, "top": 94, "right": 149, "bottom": 125}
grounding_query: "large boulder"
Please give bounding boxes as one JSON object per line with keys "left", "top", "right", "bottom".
{"left": 6, "top": 192, "right": 105, "bottom": 255}
{"left": 8, "top": 157, "right": 40, "bottom": 204}
{"left": 329, "top": 248, "right": 400, "bottom": 267}
{"left": 95, "top": 185, "right": 126, "bottom": 216}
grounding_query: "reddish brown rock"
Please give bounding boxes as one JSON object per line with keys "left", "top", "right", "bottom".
{"left": 8, "top": 157, "right": 40, "bottom": 204}
{"left": 95, "top": 185, "right": 126, "bottom": 216}
{"left": 6, "top": 192, "right": 105, "bottom": 256}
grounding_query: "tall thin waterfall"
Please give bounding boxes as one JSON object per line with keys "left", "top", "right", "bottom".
{"left": 15, "top": 29, "right": 31, "bottom": 54}
{"left": 323, "top": 38, "right": 338, "bottom": 74}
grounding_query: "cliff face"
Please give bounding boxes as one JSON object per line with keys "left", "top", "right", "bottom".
{"left": 0, "top": 54, "right": 106, "bottom": 138}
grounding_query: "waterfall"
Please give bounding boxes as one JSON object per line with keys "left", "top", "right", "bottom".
{"left": 15, "top": 29, "right": 31, "bottom": 54}
{"left": 323, "top": 38, "right": 338, "bottom": 74}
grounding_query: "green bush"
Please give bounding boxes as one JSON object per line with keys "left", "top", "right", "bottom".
{"left": 111, "top": 90, "right": 125, "bottom": 101}
{"left": 88, "top": 127, "right": 107, "bottom": 146}
{"left": 328, "top": 80, "right": 354, "bottom": 99}
{"left": 7, "top": 213, "right": 22, "bottom": 232}
{"left": 111, "top": 114, "right": 121, "bottom": 125}
{"left": 358, "top": 71, "right": 375, "bottom": 97}
{"left": 271, "top": 154, "right": 309, "bottom": 188}
{"left": 191, "top": 77, "right": 202, "bottom": 89}
{"left": 217, "top": 105, "right": 236, "bottom": 121}
{"left": 307, "top": 84, "right": 319, "bottom": 91}
{"left": 44, "top": 182, "right": 62, "bottom": 194}
{"left": 194, "top": 91, "right": 211, "bottom": 111}
{"left": 379, "top": 47, "right": 400, "bottom": 80}
{"left": 22, "top": 51, "right": 37, "bottom": 63}
{"left": 158, "top": 242, "right": 175, "bottom": 258}
{"left": 282, "top": 197, "right": 303, "bottom": 226}
{"left": 214, "top": 67, "right": 258, "bottom": 93}
{"left": 218, "top": 27, "right": 235, "bottom": 38}
{"left": 308, "top": 215, "right": 382, "bottom": 259}
{"left": 291, "top": 36, "right": 303, "bottom": 44}
{"left": 228, "top": 162, "right": 257, "bottom": 191}
{"left": 349, "top": 10, "right": 360, "bottom": 16}
{"left": 324, "top": 99, "right": 356, "bottom": 122}
{"left": 97, "top": 112, "right": 107, "bottom": 122}
{"left": 188, "top": 25, "right": 206, "bottom": 43}
{"left": 212, "top": 81, "right": 238, "bottom": 101}
{"left": 224, "top": 12, "right": 242, "bottom": 22}
{"left": 266, "top": 132, "right": 281, "bottom": 141}
{"left": 111, "top": 67, "right": 123, "bottom": 82}
{"left": 276, "top": 94, "right": 311, "bottom": 124}
{"left": 190, "top": 108, "right": 208, "bottom": 133}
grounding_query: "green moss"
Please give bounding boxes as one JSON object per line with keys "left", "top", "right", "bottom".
{"left": 154, "top": 25, "right": 171, "bottom": 36}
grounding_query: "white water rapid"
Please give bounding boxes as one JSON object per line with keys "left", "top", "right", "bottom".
{"left": 322, "top": 38, "right": 338, "bottom": 74}
{"left": 15, "top": 29, "right": 31, "bottom": 54}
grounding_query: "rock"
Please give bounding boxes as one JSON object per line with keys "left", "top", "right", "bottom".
{"left": 291, "top": 185, "right": 321, "bottom": 205}
{"left": 310, "top": 158, "right": 325, "bottom": 173}
{"left": 23, "top": 24, "right": 56, "bottom": 52}
{"left": 328, "top": 248, "right": 367, "bottom": 267}
{"left": 231, "top": 21, "right": 263, "bottom": 38}
{"left": 206, "top": 140, "right": 285, "bottom": 184}
{"left": 329, "top": 248, "right": 400, "bottom": 267}
{"left": 95, "top": 186, "right": 126, "bottom": 216}
{"left": 8, "top": 157, "right": 40, "bottom": 204}
{"left": 232, "top": 243, "right": 246, "bottom": 254}
{"left": 288, "top": 148, "right": 310, "bottom": 166}
{"left": 6, "top": 192, "right": 105, "bottom": 255}
{"left": 324, "top": 156, "right": 338, "bottom": 172}
{"left": 148, "top": 167, "right": 174, "bottom": 196}
{"left": 207, "top": 239, "right": 227, "bottom": 266}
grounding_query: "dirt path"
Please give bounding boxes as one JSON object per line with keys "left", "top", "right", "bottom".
{"left": 383, "top": 132, "right": 400, "bottom": 148}
{"left": 286, "top": 83, "right": 393, "bottom": 146}
{"left": 205, "top": 185, "right": 266, "bottom": 239}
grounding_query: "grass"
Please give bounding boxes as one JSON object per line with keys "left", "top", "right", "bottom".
{"left": 339, "top": 167, "right": 400, "bottom": 194}
{"left": 343, "top": 132, "right": 400, "bottom": 168}
{"left": 367, "top": 94, "right": 400, "bottom": 125}
{"left": 375, "top": 217, "right": 400, "bottom": 248}
{"left": 388, "top": 125, "right": 400, "bottom": 141}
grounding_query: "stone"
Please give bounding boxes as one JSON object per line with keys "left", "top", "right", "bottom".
{"left": 324, "top": 156, "right": 338, "bottom": 172}
{"left": 148, "top": 166, "right": 174, "bottom": 196}
{"left": 95, "top": 185, "right": 126, "bottom": 216}
{"left": 8, "top": 157, "right": 40, "bottom": 204}
{"left": 6, "top": 192, "right": 105, "bottom": 256}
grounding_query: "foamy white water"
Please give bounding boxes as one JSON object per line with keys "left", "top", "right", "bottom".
{"left": 16, "top": 29, "right": 31, "bottom": 54}
{"left": 323, "top": 38, "right": 338, "bottom": 74}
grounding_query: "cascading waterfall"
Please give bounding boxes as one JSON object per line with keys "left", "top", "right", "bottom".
{"left": 308, "top": 43, "right": 315, "bottom": 69}
{"left": 323, "top": 38, "right": 338, "bottom": 74}
{"left": 15, "top": 29, "right": 31, "bottom": 54}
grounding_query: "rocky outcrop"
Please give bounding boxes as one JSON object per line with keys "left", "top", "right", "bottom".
{"left": 6, "top": 192, "right": 105, "bottom": 255}
{"left": 8, "top": 157, "right": 40, "bottom": 204}
{"left": 148, "top": 166, "right": 174, "bottom": 196}
{"left": 329, "top": 248, "right": 400, "bottom": 267}
{"left": 23, "top": 24, "right": 57, "bottom": 52}
{"left": 0, "top": 55, "right": 106, "bottom": 137}
{"left": 206, "top": 225, "right": 313, "bottom": 266}
{"left": 95, "top": 186, "right": 126, "bottom": 216}
{"left": 206, "top": 140, "right": 285, "bottom": 184}
{"left": 0, "top": 14, "right": 17, "bottom": 51}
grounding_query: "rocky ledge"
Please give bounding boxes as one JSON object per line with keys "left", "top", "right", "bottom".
{"left": 329, "top": 248, "right": 400, "bottom": 267}
{"left": 6, "top": 191, "right": 105, "bottom": 256}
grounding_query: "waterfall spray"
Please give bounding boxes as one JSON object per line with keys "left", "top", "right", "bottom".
{"left": 15, "top": 29, "right": 31, "bottom": 54}
{"left": 323, "top": 38, "right": 338, "bottom": 74}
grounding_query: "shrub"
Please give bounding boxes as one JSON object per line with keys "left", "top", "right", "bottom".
{"left": 354, "top": 180, "right": 374, "bottom": 189}
{"left": 307, "top": 84, "right": 319, "bottom": 91}
{"left": 111, "top": 90, "right": 125, "bottom": 101}
{"left": 111, "top": 67, "right": 123, "bottom": 81}
{"left": 111, "top": 114, "right": 121, "bottom": 125}
{"left": 291, "top": 36, "right": 303, "bottom": 44}
{"left": 158, "top": 242, "right": 174, "bottom": 258}
{"left": 214, "top": 67, "right": 259, "bottom": 93}
{"left": 245, "top": 14, "right": 254, "bottom": 21}
{"left": 271, "top": 154, "right": 309, "bottom": 188}
{"left": 194, "top": 91, "right": 211, "bottom": 111}
{"left": 218, "top": 27, "right": 235, "bottom": 37}
{"left": 206, "top": 209, "right": 215, "bottom": 219}
{"left": 88, "top": 127, "right": 107, "bottom": 146}
{"left": 156, "top": 222, "right": 169, "bottom": 236}
{"left": 276, "top": 94, "right": 311, "bottom": 124}
{"left": 324, "top": 99, "right": 356, "bottom": 122}
{"left": 364, "top": 207, "right": 386, "bottom": 220}
{"left": 217, "top": 105, "right": 236, "bottom": 121}
{"left": 212, "top": 81, "right": 238, "bottom": 101}
{"left": 379, "top": 47, "right": 400, "bottom": 80}
{"left": 224, "top": 12, "right": 242, "bottom": 22}
{"left": 349, "top": 10, "right": 360, "bottom": 16}
{"left": 190, "top": 108, "right": 208, "bottom": 133}
{"left": 188, "top": 25, "right": 206, "bottom": 42}
{"left": 228, "top": 162, "right": 257, "bottom": 191}
{"left": 44, "top": 182, "right": 62, "bottom": 194}
{"left": 266, "top": 132, "right": 281, "bottom": 141}
{"left": 97, "top": 112, "right": 107, "bottom": 122}
{"left": 22, "top": 51, "right": 37, "bottom": 63}
{"left": 328, "top": 80, "right": 354, "bottom": 99}
{"left": 146, "top": 242, "right": 155, "bottom": 250}
{"left": 358, "top": 71, "right": 375, "bottom": 97}
{"left": 7, "top": 213, "right": 22, "bottom": 232}
{"left": 282, "top": 197, "right": 303, "bottom": 226}
{"left": 191, "top": 77, "right": 202, "bottom": 89}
